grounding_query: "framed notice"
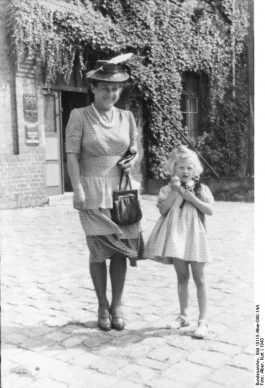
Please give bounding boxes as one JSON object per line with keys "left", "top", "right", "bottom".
{"left": 25, "top": 125, "right": 39, "bottom": 146}
{"left": 23, "top": 93, "right": 38, "bottom": 122}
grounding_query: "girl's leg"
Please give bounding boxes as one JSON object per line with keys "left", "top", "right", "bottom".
{"left": 191, "top": 262, "right": 208, "bottom": 321}
{"left": 109, "top": 254, "right": 127, "bottom": 330}
{"left": 173, "top": 258, "right": 190, "bottom": 319}
{"left": 191, "top": 262, "right": 208, "bottom": 338}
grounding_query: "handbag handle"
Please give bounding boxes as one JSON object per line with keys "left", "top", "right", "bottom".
{"left": 119, "top": 171, "right": 132, "bottom": 191}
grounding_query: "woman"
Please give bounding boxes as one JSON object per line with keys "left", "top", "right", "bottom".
{"left": 65, "top": 58, "right": 143, "bottom": 331}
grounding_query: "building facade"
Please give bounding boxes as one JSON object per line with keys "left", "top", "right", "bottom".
{"left": 0, "top": 0, "right": 254, "bottom": 209}
{"left": 0, "top": 1, "right": 47, "bottom": 209}
{"left": 0, "top": 0, "right": 145, "bottom": 209}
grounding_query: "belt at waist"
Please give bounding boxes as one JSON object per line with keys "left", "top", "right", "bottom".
{"left": 80, "top": 155, "right": 121, "bottom": 177}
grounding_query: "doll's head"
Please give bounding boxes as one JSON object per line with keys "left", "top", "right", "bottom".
{"left": 166, "top": 145, "right": 203, "bottom": 183}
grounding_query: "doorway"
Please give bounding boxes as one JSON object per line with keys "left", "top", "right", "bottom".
{"left": 61, "top": 91, "right": 88, "bottom": 192}
{"left": 43, "top": 90, "right": 63, "bottom": 196}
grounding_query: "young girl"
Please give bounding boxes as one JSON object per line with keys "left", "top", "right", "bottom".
{"left": 144, "top": 146, "right": 214, "bottom": 339}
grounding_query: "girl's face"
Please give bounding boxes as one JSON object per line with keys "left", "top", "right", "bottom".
{"left": 173, "top": 158, "right": 195, "bottom": 184}
{"left": 91, "top": 82, "right": 122, "bottom": 111}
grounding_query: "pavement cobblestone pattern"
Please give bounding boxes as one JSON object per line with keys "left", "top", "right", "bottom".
{"left": 1, "top": 195, "right": 254, "bottom": 388}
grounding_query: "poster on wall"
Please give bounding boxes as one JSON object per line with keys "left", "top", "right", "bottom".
{"left": 23, "top": 93, "right": 38, "bottom": 122}
{"left": 23, "top": 93, "right": 39, "bottom": 146}
{"left": 25, "top": 125, "right": 39, "bottom": 146}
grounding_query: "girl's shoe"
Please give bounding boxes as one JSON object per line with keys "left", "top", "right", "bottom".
{"left": 98, "top": 307, "right": 111, "bottom": 331}
{"left": 110, "top": 305, "right": 125, "bottom": 331}
{"left": 193, "top": 320, "right": 208, "bottom": 339}
{"left": 167, "top": 314, "right": 191, "bottom": 329}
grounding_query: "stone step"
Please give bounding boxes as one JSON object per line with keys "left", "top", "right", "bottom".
{"left": 48, "top": 192, "right": 73, "bottom": 206}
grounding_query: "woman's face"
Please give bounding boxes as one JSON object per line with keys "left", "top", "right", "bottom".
{"left": 174, "top": 158, "right": 195, "bottom": 184}
{"left": 91, "top": 82, "right": 122, "bottom": 111}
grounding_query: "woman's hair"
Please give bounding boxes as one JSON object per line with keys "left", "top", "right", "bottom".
{"left": 88, "top": 81, "right": 123, "bottom": 102}
{"left": 91, "top": 80, "right": 99, "bottom": 87}
{"left": 165, "top": 145, "right": 203, "bottom": 177}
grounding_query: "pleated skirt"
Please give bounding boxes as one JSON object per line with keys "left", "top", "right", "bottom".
{"left": 79, "top": 208, "right": 144, "bottom": 266}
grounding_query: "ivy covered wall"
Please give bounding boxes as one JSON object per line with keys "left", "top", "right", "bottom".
{"left": 6, "top": 0, "right": 250, "bottom": 178}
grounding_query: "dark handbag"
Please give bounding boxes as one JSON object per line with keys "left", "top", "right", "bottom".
{"left": 111, "top": 172, "right": 142, "bottom": 226}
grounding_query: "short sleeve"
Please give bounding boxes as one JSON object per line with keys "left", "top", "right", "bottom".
{"left": 65, "top": 109, "right": 83, "bottom": 154}
{"left": 156, "top": 184, "right": 171, "bottom": 207}
{"left": 200, "top": 184, "right": 214, "bottom": 205}
{"left": 128, "top": 111, "right": 138, "bottom": 148}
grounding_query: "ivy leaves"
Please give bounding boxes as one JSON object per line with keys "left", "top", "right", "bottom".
{"left": 7, "top": 0, "right": 249, "bottom": 177}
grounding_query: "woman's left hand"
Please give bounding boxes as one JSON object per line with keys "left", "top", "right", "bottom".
{"left": 180, "top": 187, "right": 196, "bottom": 203}
{"left": 118, "top": 159, "right": 133, "bottom": 175}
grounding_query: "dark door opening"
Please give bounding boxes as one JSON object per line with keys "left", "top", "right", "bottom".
{"left": 61, "top": 91, "right": 88, "bottom": 192}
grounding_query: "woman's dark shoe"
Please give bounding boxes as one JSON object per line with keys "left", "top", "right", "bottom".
{"left": 98, "top": 307, "right": 111, "bottom": 331}
{"left": 110, "top": 306, "right": 125, "bottom": 331}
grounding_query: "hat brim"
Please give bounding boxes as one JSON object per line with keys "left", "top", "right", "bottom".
{"left": 87, "top": 72, "right": 129, "bottom": 83}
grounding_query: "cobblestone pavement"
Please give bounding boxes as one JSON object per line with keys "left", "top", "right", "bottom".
{"left": 1, "top": 196, "right": 254, "bottom": 388}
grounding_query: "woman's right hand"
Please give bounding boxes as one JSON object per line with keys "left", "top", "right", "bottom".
{"left": 118, "top": 159, "right": 134, "bottom": 175}
{"left": 73, "top": 183, "right": 86, "bottom": 211}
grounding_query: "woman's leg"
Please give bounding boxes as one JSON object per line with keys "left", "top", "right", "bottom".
{"left": 89, "top": 261, "right": 109, "bottom": 309}
{"left": 173, "top": 258, "right": 190, "bottom": 318}
{"left": 109, "top": 253, "right": 127, "bottom": 308}
{"left": 109, "top": 254, "right": 127, "bottom": 330}
{"left": 90, "top": 261, "right": 111, "bottom": 330}
{"left": 191, "top": 262, "right": 207, "bottom": 321}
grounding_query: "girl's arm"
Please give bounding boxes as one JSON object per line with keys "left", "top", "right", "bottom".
{"left": 158, "top": 190, "right": 178, "bottom": 216}
{"left": 67, "top": 153, "right": 85, "bottom": 211}
{"left": 179, "top": 187, "right": 214, "bottom": 216}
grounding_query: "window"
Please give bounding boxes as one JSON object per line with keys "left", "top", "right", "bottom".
{"left": 180, "top": 73, "right": 199, "bottom": 138}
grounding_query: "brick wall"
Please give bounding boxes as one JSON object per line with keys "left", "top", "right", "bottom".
{"left": 0, "top": 0, "right": 48, "bottom": 209}
{"left": 0, "top": 150, "right": 47, "bottom": 209}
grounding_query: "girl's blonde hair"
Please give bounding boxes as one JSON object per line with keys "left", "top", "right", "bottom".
{"left": 165, "top": 145, "right": 203, "bottom": 177}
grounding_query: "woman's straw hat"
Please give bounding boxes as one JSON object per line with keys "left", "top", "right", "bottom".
{"left": 86, "top": 60, "right": 129, "bottom": 83}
